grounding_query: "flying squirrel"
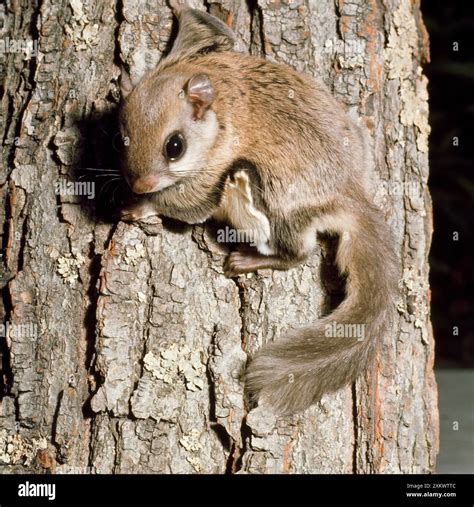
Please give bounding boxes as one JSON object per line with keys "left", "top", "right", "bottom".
{"left": 118, "top": 0, "right": 399, "bottom": 414}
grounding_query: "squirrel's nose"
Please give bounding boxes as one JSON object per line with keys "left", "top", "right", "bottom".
{"left": 131, "top": 174, "right": 160, "bottom": 194}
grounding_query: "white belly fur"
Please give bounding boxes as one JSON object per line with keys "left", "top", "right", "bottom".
{"left": 214, "top": 170, "right": 274, "bottom": 255}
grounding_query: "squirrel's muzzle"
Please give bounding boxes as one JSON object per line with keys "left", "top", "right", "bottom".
{"left": 131, "top": 174, "right": 160, "bottom": 194}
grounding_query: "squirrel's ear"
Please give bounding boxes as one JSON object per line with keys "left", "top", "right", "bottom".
{"left": 120, "top": 65, "right": 135, "bottom": 98}
{"left": 185, "top": 74, "right": 215, "bottom": 120}
{"left": 168, "top": 1, "right": 235, "bottom": 59}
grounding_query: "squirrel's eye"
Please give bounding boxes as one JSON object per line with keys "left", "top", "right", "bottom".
{"left": 164, "top": 132, "right": 186, "bottom": 161}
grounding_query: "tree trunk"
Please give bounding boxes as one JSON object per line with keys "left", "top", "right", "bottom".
{"left": 0, "top": 0, "right": 438, "bottom": 474}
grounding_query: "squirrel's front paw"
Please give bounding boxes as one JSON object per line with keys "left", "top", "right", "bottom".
{"left": 120, "top": 201, "right": 160, "bottom": 223}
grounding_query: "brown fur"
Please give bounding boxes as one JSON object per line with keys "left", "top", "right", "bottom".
{"left": 119, "top": 2, "right": 399, "bottom": 414}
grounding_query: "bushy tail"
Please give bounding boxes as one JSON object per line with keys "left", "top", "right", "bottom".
{"left": 245, "top": 200, "right": 399, "bottom": 414}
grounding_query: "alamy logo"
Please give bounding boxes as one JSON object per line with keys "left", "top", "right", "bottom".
{"left": 0, "top": 321, "right": 38, "bottom": 340}
{"left": 0, "top": 37, "right": 39, "bottom": 57}
{"left": 216, "top": 225, "right": 257, "bottom": 246}
{"left": 55, "top": 179, "right": 95, "bottom": 200}
{"left": 18, "top": 481, "right": 56, "bottom": 501}
{"left": 324, "top": 322, "right": 365, "bottom": 341}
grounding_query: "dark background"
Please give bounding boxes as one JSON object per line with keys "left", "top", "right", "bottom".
{"left": 422, "top": 1, "right": 473, "bottom": 367}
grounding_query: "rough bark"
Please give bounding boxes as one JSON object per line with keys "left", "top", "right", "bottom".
{"left": 0, "top": 0, "right": 437, "bottom": 473}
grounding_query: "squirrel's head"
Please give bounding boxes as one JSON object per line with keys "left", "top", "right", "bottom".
{"left": 119, "top": 70, "right": 219, "bottom": 194}
{"left": 118, "top": 1, "right": 235, "bottom": 195}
